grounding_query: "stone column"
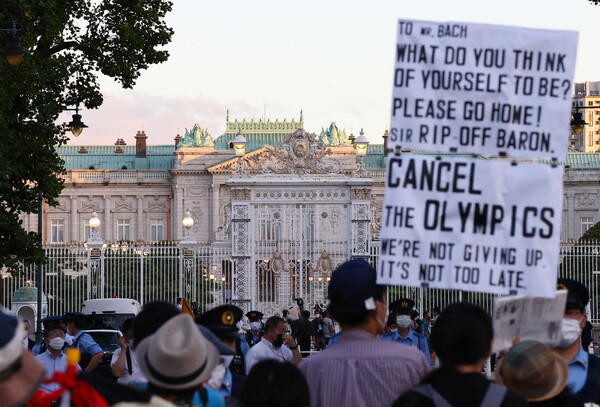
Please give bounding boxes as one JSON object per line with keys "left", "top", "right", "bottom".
{"left": 137, "top": 195, "right": 145, "bottom": 241}
{"left": 70, "top": 196, "right": 78, "bottom": 243}
{"left": 230, "top": 188, "right": 251, "bottom": 309}
{"left": 211, "top": 184, "right": 220, "bottom": 239}
{"left": 350, "top": 186, "right": 372, "bottom": 259}
{"left": 567, "top": 191, "right": 575, "bottom": 241}
{"left": 173, "top": 186, "right": 183, "bottom": 240}
{"left": 104, "top": 196, "right": 112, "bottom": 242}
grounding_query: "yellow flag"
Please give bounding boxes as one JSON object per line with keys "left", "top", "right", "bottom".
{"left": 181, "top": 298, "right": 195, "bottom": 317}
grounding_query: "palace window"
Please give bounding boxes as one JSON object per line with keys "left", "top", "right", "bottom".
{"left": 51, "top": 219, "right": 64, "bottom": 243}
{"left": 151, "top": 219, "right": 163, "bottom": 241}
{"left": 582, "top": 217, "right": 594, "bottom": 235}
{"left": 117, "top": 219, "right": 130, "bottom": 241}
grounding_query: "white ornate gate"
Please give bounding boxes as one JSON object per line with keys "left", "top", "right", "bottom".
{"left": 227, "top": 129, "right": 372, "bottom": 314}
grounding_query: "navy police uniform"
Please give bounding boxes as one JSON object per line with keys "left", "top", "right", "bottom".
{"left": 197, "top": 305, "right": 246, "bottom": 401}
{"left": 557, "top": 278, "right": 600, "bottom": 407}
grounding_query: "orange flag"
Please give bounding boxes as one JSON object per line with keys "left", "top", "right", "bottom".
{"left": 181, "top": 298, "right": 195, "bottom": 317}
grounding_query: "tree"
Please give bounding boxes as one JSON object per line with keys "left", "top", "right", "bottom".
{"left": 0, "top": 0, "right": 173, "bottom": 270}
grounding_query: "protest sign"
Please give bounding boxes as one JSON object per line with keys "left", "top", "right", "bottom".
{"left": 389, "top": 20, "right": 578, "bottom": 161}
{"left": 491, "top": 291, "right": 567, "bottom": 353}
{"left": 377, "top": 154, "right": 562, "bottom": 297}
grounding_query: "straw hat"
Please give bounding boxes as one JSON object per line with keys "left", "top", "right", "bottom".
{"left": 495, "top": 340, "right": 569, "bottom": 402}
{"left": 0, "top": 307, "right": 46, "bottom": 407}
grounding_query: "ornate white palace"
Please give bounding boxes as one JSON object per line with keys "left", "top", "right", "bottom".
{"left": 14, "top": 111, "right": 600, "bottom": 315}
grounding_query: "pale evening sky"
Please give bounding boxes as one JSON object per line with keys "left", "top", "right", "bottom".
{"left": 64, "top": 0, "right": 600, "bottom": 147}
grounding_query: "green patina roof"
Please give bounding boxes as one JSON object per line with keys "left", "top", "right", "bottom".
{"left": 214, "top": 111, "right": 304, "bottom": 152}
{"left": 179, "top": 124, "right": 214, "bottom": 147}
{"left": 57, "top": 145, "right": 175, "bottom": 170}
{"left": 13, "top": 286, "right": 47, "bottom": 302}
{"left": 565, "top": 152, "right": 600, "bottom": 168}
{"left": 319, "top": 122, "right": 351, "bottom": 146}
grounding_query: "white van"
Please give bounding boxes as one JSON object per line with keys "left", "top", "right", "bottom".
{"left": 81, "top": 298, "right": 141, "bottom": 330}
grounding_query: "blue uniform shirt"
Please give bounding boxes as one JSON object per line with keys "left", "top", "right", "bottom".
{"left": 567, "top": 346, "right": 589, "bottom": 394}
{"left": 328, "top": 331, "right": 341, "bottom": 347}
{"left": 240, "top": 339, "right": 250, "bottom": 358}
{"left": 381, "top": 329, "right": 430, "bottom": 362}
{"left": 73, "top": 330, "right": 103, "bottom": 357}
{"left": 217, "top": 368, "right": 233, "bottom": 398}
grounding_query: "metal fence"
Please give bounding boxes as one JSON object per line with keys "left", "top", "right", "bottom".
{"left": 2, "top": 241, "right": 600, "bottom": 323}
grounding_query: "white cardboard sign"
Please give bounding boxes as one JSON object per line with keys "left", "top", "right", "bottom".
{"left": 377, "top": 154, "right": 562, "bottom": 298}
{"left": 389, "top": 20, "right": 578, "bottom": 161}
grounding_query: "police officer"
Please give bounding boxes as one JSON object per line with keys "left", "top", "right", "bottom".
{"left": 553, "top": 278, "right": 600, "bottom": 406}
{"left": 64, "top": 312, "right": 104, "bottom": 373}
{"left": 196, "top": 305, "right": 245, "bottom": 402}
{"left": 381, "top": 298, "right": 430, "bottom": 362}
{"left": 243, "top": 310, "right": 264, "bottom": 355}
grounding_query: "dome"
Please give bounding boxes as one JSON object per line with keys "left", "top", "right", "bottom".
{"left": 12, "top": 286, "right": 47, "bottom": 303}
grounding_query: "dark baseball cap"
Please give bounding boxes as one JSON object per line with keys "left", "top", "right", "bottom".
{"left": 328, "top": 259, "right": 385, "bottom": 310}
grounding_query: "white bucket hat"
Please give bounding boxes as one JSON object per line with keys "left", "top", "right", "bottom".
{"left": 136, "top": 314, "right": 219, "bottom": 390}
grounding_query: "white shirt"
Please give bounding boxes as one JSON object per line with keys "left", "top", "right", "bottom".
{"left": 245, "top": 338, "right": 293, "bottom": 374}
{"left": 36, "top": 350, "right": 82, "bottom": 393}
{"left": 110, "top": 345, "right": 146, "bottom": 385}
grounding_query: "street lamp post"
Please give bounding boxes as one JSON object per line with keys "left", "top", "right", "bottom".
{"left": 232, "top": 130, "right": 248, "bottom": 177}
{"left": 353, "top": 129, "right": 370, "bottom": 178}
{"left": 179, "top": 211, "right": 197, "bottom": 301}
{"left": 86, "top": 212, "right": 106, "bottom": 299}
{"left": 0, "top": 22, "right": 29, "bottom": 67}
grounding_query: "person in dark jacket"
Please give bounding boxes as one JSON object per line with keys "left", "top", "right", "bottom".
{"left": 295, "top": 311, "right": 315, "bottom": 358}
{"left": 394, "top": 302, "right": 528, "bottom": 407}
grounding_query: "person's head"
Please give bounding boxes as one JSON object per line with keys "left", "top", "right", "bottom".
{"left": 424, "top": 311, "right": 430, "bottom": 320}
{"left": 302, "top": 310, "right": 310, "bottom": 319}
{"left": 137, "top": 314, "right": 219, "bottom": 403}
{"left": 263, "top": 316, "right": 286, "bottom": 346}
{"left": 0, "top": 308, "right": 46, "bottom": 407}
{"left": 327, "top": 259, "right": 387, "bottom": 331}
{"left": 431, "top": 302, "right": 493, "bottom": 367}
{"left": 314, "top": 310, "right": 321, "bottom": 318}
{"left": 43, "top": 326, "right": 66, "bottom": 351}
{"left": 196, "top": 305, "right": 243, "bottom": 349}
{"left": 64, "top": 312, "right": 87, "bottom": 334}
{"left": 389, "top": 298, "right": 415, "bottom": 329}
{"left": 495, "top": 341, "right": 569, "bottom": 403}
{"left": 22, "top": 319, "right": 30, "bottom": 333}
{"left": 133, "top": 301, "right": 180, "bottom": 350}
{"left": 556, "top": 278, "right": 588, "bottom": 348}
{"left": 433, "top": 307, "right": 441, "bottom": 317}
{"left": 120, "top": 317, "right": 135, "bottom": 342}
{"left": 241, "top": 360, "right": 309, "bottom": 407}
{"left": 177, "top": 298, "right": 183, "bottom": 305}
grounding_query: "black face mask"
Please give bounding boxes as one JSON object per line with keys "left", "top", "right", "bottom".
{"left": 273, "top": 334, "right": 284, "bottom": 348}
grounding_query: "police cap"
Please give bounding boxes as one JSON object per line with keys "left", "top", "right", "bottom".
{"left": 245, "top": 311, "right": 264, "bottom": 322}
{"left": 557, "top": 278, "right": 589, "bottom": 311}
{"left": 196, "top": 305, "right": 243, "bottom": 339}
{"left": 390, "top": 298, "right": 415, "bottom": 315}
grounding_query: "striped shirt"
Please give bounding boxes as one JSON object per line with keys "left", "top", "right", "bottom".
{"left": 299, "top": 329, "right": 429, "bottom": 407}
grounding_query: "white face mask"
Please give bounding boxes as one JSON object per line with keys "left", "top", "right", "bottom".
{"left": 250, "top": 322, "right": 261, "bottom": 332}
{"left": 49, "top": 337, "right": 65, "bottom": 350}
{"left": 397, "top": 315, "right": 412, "bottom": 329}
{"left": 22, "top": 330, "right": 29, "bottom": 340}
{"left": 558, "top": 317, "right": 583, "bottom": 348}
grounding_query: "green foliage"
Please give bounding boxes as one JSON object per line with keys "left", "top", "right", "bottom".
{"left": 0, "top": 0, "right": 173, "bottom": 270}
{"left": 579, "top": 221, "right": 600, "bottom": 241}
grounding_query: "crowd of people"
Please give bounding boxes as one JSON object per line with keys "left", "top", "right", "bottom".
{"left": 1, "top": 259, "right": 598, "bottom": 407}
